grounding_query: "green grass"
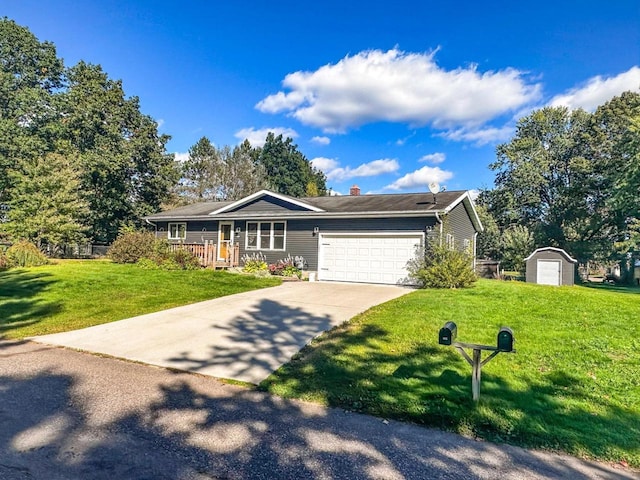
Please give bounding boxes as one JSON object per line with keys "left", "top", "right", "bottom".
{"left": 0, "top": 259, "right": 281, "bottom": 339}
{"left": 261, "top": 279, "right": 640, "bottom": 468}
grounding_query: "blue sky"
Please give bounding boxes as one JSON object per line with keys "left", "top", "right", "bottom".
{"left": 4, "top": 1, "right": 640, "bottom": 195}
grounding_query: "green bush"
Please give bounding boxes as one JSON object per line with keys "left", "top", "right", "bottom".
{"left": 0, "top": 250, "right": 12, "bottom": 270}
{"left": 268, "top": 255, "right": 302, "bottom": 278}
{"left": 6, "top": 241, "right": 49, "bottom": 267}
{"left": 241, "top": 252, "right": 268, "bottom": 273}
{"left": 108, "top": 231, "right": 156, "bottom": 263}
{"left": 136, "top": 242, "right": 201, "bottom": 271}
{"left": 165, "top": 248, "right": 201, "bottom": 270}
{"left": 136, "top": 257, "right": 160, "bottom": 270}
{"left": 408, "top": 242, "right": 477, "bottom": 289}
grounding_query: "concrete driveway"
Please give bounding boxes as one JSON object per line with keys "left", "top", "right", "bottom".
{"left": 33, "top": 282, "right": 410, "bottom": 384}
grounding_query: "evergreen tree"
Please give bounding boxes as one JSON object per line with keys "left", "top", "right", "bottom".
{"left": 4, "top": 153, "right": 88, "bottom": 247}
{"left": 255, "top": 133, "right": 327, "bottom": 197}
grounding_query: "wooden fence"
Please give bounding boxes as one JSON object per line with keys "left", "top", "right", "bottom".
{"left": 169, "top": 241, "right": 240, "bottom": 268}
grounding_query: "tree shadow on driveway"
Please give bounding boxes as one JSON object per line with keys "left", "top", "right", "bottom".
{"left": 167, "top": 298, "right": 337, "bottom": 384}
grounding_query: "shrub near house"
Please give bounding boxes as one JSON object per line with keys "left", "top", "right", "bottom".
{"left": 108, "top": 231, "right": 200, "bottom": 270}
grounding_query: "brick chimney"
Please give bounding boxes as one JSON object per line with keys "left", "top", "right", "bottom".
{"left": 349, "top": 185, "right": 361, "bottom": 196}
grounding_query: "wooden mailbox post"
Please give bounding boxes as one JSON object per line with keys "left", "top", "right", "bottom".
{"left": 439, "top": 323, "right": 515, "bottom": 402}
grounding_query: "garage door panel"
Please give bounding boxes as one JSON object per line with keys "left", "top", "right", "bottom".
{"left": 319, "top": 233, "right": 422, "bottom": 285}
{"left": 537, "top": 260, "right": 561, "bottom": 286}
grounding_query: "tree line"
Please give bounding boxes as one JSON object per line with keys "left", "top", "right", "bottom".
{"left": 0, "top": 18, "right": 326, "bottom": 247}
{"left": 2, "top": 18, "right": 638, "bottom": 280}
{"left": 476, "top": 91, "right": 640, "bottom": 282}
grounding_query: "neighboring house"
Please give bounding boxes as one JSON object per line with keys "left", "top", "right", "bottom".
{"left": 144, "top": 187, "right": 483, "bottom": 285}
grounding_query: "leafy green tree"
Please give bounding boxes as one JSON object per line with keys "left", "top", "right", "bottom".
{"left": 178, "top": 138, "right": 270, "bottom": 202}
{"left": 589, "top": 93, "right": 640, "bottom": 279}
{"left": 474, "top": 202, "right": 501, "bottom": 259}
{"left": 489, "top": 106, "right": 601, "bottom": 262}
{"left": 255, "top": 133, "right": 327, "bottom": 197}
{"left": 3, "top": 153, "right": 88, "bottom": 247}
{"left": 500, "top": 225, "right": 534, "bottom": 272}
{"left": 179, "top": 136, "right": 218, "bottom": 201}
{"left": 0, "top": 20, "right": 178, "bottom": 244}
{"left": 63, "top": 62, "right": 178, "bottom": 242}
{"left": 218, "top": 141, "right": 271, "bottom": 200}
{"left": 0, "top": 18, "right": 64, "bottom": 203}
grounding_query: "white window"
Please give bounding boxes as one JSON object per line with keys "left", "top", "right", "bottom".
{"left": 463, "top": 238, "right": 471, "bottom": 252}
{"left": 446, "top": 233, "right": 455, "bottom": 250}
{"left": 246, "top": 221, "right": 286, "bottom": 250}
{"left": 168, "top": 222, "right": 186, "bottom": 240}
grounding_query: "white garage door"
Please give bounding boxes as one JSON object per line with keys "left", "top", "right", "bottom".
{"left": 318, "top": 233, "right": 423, "bottom": 285}
{"left": 537, "top": 260, "right": 561, "bottom": 286}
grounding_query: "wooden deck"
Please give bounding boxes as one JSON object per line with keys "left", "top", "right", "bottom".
{"left": 169, "top": 241, "right": 240, "bottom": 269}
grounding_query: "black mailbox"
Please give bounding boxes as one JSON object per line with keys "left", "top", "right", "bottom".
{"left": 439, "top": 321, "right": 457, "bottom": 345}
{"left": 497, "top": 327, "right": 514, "bottom": 352}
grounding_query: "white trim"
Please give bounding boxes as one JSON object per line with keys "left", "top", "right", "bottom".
{"left": 217, "top": 221, "right": 234, "bottom": 260}
{"left": 525, "top": 247, "right": 577, "bottom": 263}
{"left": 208, "top": 190, "right": 325, "bottom": 215}
{"left": 443, "top": 191, "right": 483, "bottom": 232}
{"left": 167, "top": 222, "right": 186, "bottom": 240}
{"left": 245, "top": 220, "right": 287, "bottom": 251}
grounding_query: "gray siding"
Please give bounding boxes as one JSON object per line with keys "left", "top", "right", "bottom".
{"left": 445, "top": 202, "right": 476, "bottom": 253}
{"left": 238, "top": 217, "right": 438, "bottom": 270}
{"left": 526, "top": 250, "right": 576, "bottom": 285}
{"left": 153, "top": 220, "right": 218, "bottom": 244}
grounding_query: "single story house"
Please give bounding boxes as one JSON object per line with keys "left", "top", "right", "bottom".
{"left": 144, "top": 187, "right": 483, "bottom": 285}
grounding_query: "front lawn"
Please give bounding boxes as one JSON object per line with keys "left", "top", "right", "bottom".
{"left": 0, "top": 260, "right": 281, "bottom": 339}
{"left": 262, "top": 280, "right": 640, "bottom": 468}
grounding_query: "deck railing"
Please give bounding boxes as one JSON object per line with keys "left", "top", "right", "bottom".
{"left": 169, "top": 241, "right": 239, "bottom": 268}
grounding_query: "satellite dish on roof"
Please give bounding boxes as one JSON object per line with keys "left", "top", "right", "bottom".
{"left": 428, "top": 182, "right": 440, "bottom": 194}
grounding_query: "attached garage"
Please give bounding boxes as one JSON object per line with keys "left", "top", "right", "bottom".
{"left": 318, "top": 233, "right": 423, "bottom": 285}
{"left": 525, "top": 247, "right": 577, "bottom": 286}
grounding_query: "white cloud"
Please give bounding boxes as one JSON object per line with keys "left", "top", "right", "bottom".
{"left": 439, "top": 125, "right": 514, "bottom": 145}
{"left": 395, "top": 131, "right": 416, "bottom": 146}
{"left": 312, "top": 157, "right": 399, "bottom": 182}
{"left": 384, "top": 166, "right": 453, "bottom": 191}
{"left": 419, "top": 152, "right": 446, "bottom": 164}
{"left": 311, "top": 135, "right": 331, "bottom": 145}
{"left": 257, "top": 48, "right": 541, "bottom": 133}
{"left": 174, "top": 152, "right": 189, "bottom": 162}
{"left": 310, "top": 157, "right": 339, "bottom": 171}
{"left": 156, "top": 119, "right": 165, "bottom": 129}
{"left": 468, "top": 189, "right": 480, "bottom": 200}
{"left": 234, "top": 127, "right": 298, "bottom": 147}
{"left": 550, "top": 66, "right": 640, "bottom": 111}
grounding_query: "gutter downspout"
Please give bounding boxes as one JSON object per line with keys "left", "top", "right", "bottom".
{"left": 144, "top": 218, "right": 157, "bottom": 236}
{"left": 434, "top": 212, "right": 443, "bottom": 246}
{"left": 473, "top": 231, "right": 478, "bottom": 269}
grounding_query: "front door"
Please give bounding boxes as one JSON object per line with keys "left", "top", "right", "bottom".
{"left": 218, "top": 222, "right": 234, "bottom": 261}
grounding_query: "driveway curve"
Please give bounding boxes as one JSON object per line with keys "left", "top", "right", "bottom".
{"left": 33, "top": 282, "right": 410, "bottom": 384}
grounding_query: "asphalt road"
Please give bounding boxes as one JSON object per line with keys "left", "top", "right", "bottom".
{"left": 0, "top": 341, "right": 634, "bottom": 480}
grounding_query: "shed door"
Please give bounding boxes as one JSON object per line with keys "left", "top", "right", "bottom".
{"left": 537, "top": 260, "right": 561, "bottom": 286}
{"left": 318, "top": 233, "right": 422, "bottom": 285}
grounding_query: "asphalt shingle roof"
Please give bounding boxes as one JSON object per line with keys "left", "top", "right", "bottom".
{"left": 146, "top": 190, "right": 468, "bottom": 219}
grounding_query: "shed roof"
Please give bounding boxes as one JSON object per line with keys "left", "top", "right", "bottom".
{"left": 525, "top": 247, "right": 577, "bottom": 263}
